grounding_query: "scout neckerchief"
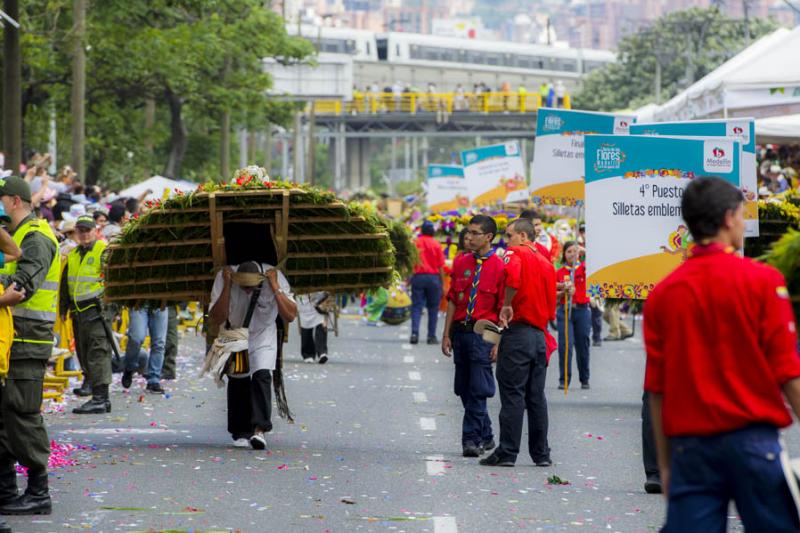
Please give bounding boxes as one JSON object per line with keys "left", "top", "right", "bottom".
{"left": 465, "top": 249, "right": 495, "bottom": 322}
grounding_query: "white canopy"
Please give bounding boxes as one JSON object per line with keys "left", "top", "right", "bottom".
{"left": 653, "top": 26, "right": 800, "bottom": 122}
{"left": 756, "top": 113, "right": 800, "bottom": 144}
{"left": 118, "top": 176, "right": 197, "bottom": 201}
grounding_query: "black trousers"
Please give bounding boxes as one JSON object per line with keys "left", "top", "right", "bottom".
{"left": 590, "top": 306, "right": 603, "bottom": 343}
{"left": 495, "top": 323, "right": 550, "bottom": 463}
{"left": 300, "top": 325, "right": 328, "bottom": 359}
{"left": 227, "top": 369, "right": 273, "bottom": 439}
{"left": 642, "top": 391, "right": 659, "bottom": 478}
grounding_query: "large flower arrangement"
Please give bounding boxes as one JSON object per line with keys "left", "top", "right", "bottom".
{"left": 745, "top": 194, "right": 800, "bottom": 259}
{"left": 106, "top": 169, "right": 413, "bottom": 305}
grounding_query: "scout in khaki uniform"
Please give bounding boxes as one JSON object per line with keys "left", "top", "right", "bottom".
{"left": 59, "top": 215, "right": 112, "bottom": 414}
{"left": 0, "top": 176, "right": 58, "bottom": 516}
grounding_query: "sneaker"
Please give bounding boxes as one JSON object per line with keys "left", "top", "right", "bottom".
{"left": 481, "top": 439, "right": 496, "bottom": 452}
{"left": 479, "top": 453, "right": 514, "bottom": 467}
{"left": 366, "top": 321, "right": 384, "bottom": 327}
{"left": 121, "top": 371, "right": 133, "bottom": 389}
{"left": 303, "top": 357, "right": 316, "bottom": 364}
{"left": 581, "top": 382, "right": 590, "bottom": 390}
{"left": 621, "top": 332, "right": 634, "bottom": 340}
{"left": 318, "top": 354, "right": 328, "bottom": 365}
{"left": 250, "top": 432, "right": 267, "bottom": 450}
{"left": 145, "top": 382, "right": 165, "bottom": 394}
{"left": 592, "top": 340, "right": 602, "bottom": 347}
{"left": 557, "top": 383, "right": 565, "bottom": 390}
{"left": 426, "top": 337, "right": 439, "bottom": 345}
{"left": 603, "top": 335, "right": 622, "bottom": 341}
{"left": 644, "top": 477, "right": 663, "bottom": 494}
{"left": 409, "top": 334, "right": 419, "bottom": 344}
{"left": 462, "top": 443, "right": 482, "bottom": 457}
{"left": 534, "top": 458, "right": 553, "bottom": 467}
{"left": 232, "top": 438, "right": 250, "bottom": 448}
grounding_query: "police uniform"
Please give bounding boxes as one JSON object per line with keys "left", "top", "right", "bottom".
{"left": 445, "top": 249, "right": 504, "bottom": 456}
{"left": 0, "top": 176, "right": 58, "bottom": 515}
{"left": 60, "top": 215, "right": 112, "bottom": 414}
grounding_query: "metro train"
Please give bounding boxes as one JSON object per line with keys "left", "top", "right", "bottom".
{"left": 287, "top": 24, "right": 615, "bottom": 91}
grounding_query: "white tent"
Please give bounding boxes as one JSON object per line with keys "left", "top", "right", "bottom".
{"left": 756, "top": 113, "right": 800, "bottom": 144}
{"left": 118, "top": 176, "right": 197, "bottom": 201}
{"left": 653, "top": 26, "right": 800, "bottom": 122}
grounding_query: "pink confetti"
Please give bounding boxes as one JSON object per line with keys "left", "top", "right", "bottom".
{"left": 277, "top": 464, "right": 288, "bottom": 470}
{"left": 16, "top": 440, "right": 85, "bottom": 475}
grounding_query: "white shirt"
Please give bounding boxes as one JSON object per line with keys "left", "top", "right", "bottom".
{"left": 297, "top": 292, "right": 326, "bottom": 329}
{"left": 209, "top": 264, "right": 294, "bottom": 372}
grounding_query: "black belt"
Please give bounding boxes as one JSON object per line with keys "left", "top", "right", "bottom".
{"left": 451, "top": 320, "right": 476, "bottom": 333}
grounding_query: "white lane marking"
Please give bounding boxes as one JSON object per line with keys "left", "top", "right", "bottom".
{"left": 61, "top": 428, "right": 176, "bottom": 435}
{"left": 402, "top": 344, "right": 413, "bottom": 350}
{"left": 403, "top": 355, "right": 415, "bottom": 364}
{"left": 420, "top": 417, "right": 437, "bottom": 431}
{"left": 433, "top": 516, "right": 458, "bottom": 533}
{"left": 425, "top": 455, "right": 446, "bottom": 476}
{"left": 408, "top": 371, "right": 421, "bottom": 381}
{"left": 413, "top": 392, "right": 428, "bottom": 403}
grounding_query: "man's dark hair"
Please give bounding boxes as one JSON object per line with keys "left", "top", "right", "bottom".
{"left": 508, "top": 218, "right": 536, "bottom": 240}
{"left": 420, "top": 220, "right": 435, "bottom": 236}
{"left": 238, "top": 261, "right": 261, "bottom": 273}
{"left": 108, "top": 204, "right": 126, "bottom": 224}
{"left": 469, "top": 214, "right": 497, "bottom": 241}
{"left": 125, "top": 197, "right": 139, "bottom": 215}
{"left": 681, "top": 177, "right": 743, "bottom": 241}
{"left": 519, "top": 208, "right": 542, "bottom": 222}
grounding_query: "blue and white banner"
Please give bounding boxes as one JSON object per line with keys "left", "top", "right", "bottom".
{"left": 584, "top": 135, "right": 741, "bottom": 299}
{"left": 630, "top": 118, "right": 757, "bottom": 237}
{"left": 531, "top": 108, "right": 635, "bottom": 206}
{"left": 427, "top": 165, "right": 468, "bottom": 212}
{"left": 460, "top": 141, "right": 528, "bottom": 207}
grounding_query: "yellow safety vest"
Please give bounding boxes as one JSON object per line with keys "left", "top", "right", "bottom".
{"left": 66, "top": 239, "right": 106, "bottom": 312}
{"left": 0, "top": 218, "right": 61, "bottom": 344}
{"left": 0, "top": 285, "right": 11, "bottom": 377}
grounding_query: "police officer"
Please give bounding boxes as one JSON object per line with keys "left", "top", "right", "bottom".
{"left": 0, "top": 176, "right": 59, "bottom": 515}
{"left": 60, "top": 215, "right": 112, "bottom": 414}
{"left": 441, "top": 215, "right": 504, "bottom": 458}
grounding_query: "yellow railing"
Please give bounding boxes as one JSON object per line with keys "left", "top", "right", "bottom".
{"left": 312, "top": 91, "right": 572, "bottom": 116}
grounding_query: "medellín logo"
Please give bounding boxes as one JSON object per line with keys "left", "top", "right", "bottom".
{"left": 613, "top": 116, "right": 632, "bottom": 134}
{"left": 703, "top": 140, "right": 734, "bottom": 173}
{"left": 542, "top": 114, "right": 564, "bottom": 132}
{"left": 465, "top": 152, "right": 478, "bottom": 164}
{"left": 505, "top": 142, "right": 519, "bottom": 156}
{"left": 732, "top": 126, "right": 743, "bottom": 135}
{"left": 594, "top": 143, "right": 625, "bottom": 172}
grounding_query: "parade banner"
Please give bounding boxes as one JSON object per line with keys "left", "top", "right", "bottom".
{"left": 584, "top": 135, "right": 741, "bottom": 299}
{"left": 460, "top": 141, "right": 528, "bottom": 207}
{"left": 426, "top": 164, "right": 468, "bottom": 212}
{"left": 630, "top": 118, "right": 758, "bottom": 237}
{"left": 530, "top": 108, "right": 635, "bottom": 206}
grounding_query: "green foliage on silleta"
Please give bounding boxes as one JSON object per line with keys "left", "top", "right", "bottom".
{"left": 104, "top": 180, "right": 414, "bottom": 306}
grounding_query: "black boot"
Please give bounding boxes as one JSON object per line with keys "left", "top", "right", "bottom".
{"left": 0, "top": 471, "right": 51, "bottom": 515}
{"left": 0, "top": 469, "right": 17, "bottom": 507}
{"left": 0, "top": 515, "right": 11, "bottom": 532}
{"left": 73, "top": 385, "right": 111, "bottom": 414}
{"left": 72, "top": 379, "right": 91, "bottom": 397}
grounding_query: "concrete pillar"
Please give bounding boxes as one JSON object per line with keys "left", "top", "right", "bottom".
{"left": 359, "top": 138, "right": 371, "bottom": 189}
{"left": 421, "top": 137, "right": 429, "bottom": 171}
{"left": 412, "top": 136, "right": 419, "bottom": 179}
{"left": 281, "top": 134, "right": 289, "bottom": 179}
{"left": 391, "top": 136, "right": 397, "bottom": 172}
{"left": 293, "top": 113, "right": 303, "bottom": 182}
{"left": 404, "top": 137, "right": 410, "bottom": 177}
{"left": 346, "top": 136, "right": 360, "bottom": 191}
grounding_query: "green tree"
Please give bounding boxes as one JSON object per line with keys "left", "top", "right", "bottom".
{"left": 7, "top": 0, "right": 312, "bottom": 186}
{"left": 572, "top": 7, "right": 777, "bottom": 112}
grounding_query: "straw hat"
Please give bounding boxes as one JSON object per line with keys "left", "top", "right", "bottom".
{"left": 231, "top": 271, "right": 266, "bottom": 288}
{"left": 474, "top": 319, "right": 503, "bottom": 345}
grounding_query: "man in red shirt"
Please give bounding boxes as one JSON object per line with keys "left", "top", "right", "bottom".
{"left": 410, "top": 221, "right": 445, "bottom": 345}
{"left": 481, "top": 218, "right": 556, "bottom": 467}
{"left": 442, "top": 215, "right": 504, "bottom": 458}
{"left": 645, "top": 176, "right": 800, "bottom": 531}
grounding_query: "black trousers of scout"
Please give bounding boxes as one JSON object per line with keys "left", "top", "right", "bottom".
{"left": 72, "top": 308, "right": 112, "bottom": 388}
{"left": 495, "top": 323, "right": 550, "bottom": 463}
{"left": 162, "top": 306, "right": 179, "bottom": 379}
{"left": 227, "top": 370, "right": 273, "bottom": 439}
{"left": 300, "top": 325, "right": 328, "bottom": 359}
{"left": 642, "top": 391, "right": 660, "bottom": 479}
{"left": 0, "top": 359, "right": 50, "bottom": 475}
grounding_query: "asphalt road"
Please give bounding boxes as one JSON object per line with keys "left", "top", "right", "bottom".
{"left": 5, "top": 313, "right": 777, "bottom": 532}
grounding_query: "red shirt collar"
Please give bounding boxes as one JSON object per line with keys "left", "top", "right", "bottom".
{"left": 689, "top": 242, "right": 736, "bottom": 258}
